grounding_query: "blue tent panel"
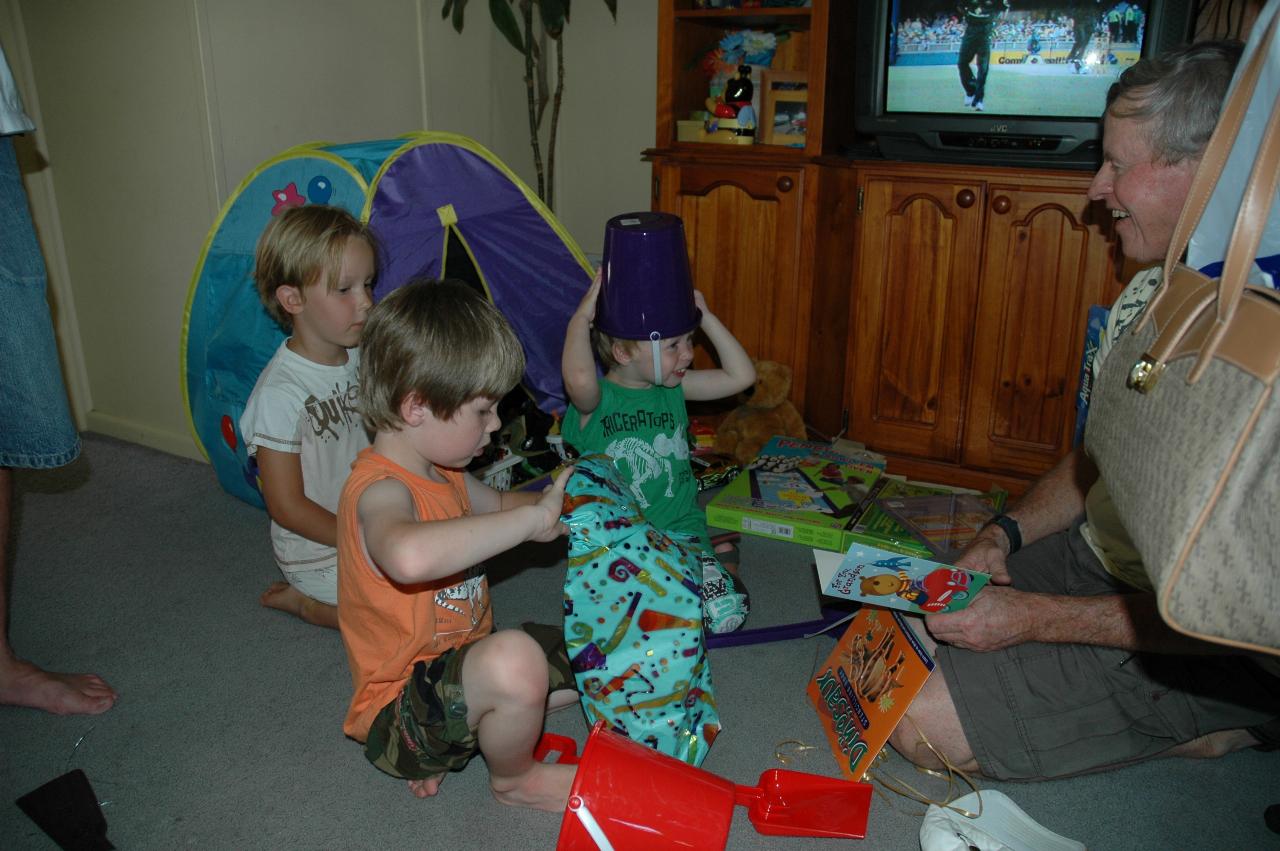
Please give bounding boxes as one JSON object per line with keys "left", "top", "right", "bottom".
{"left": 185, "top": 152, "right": 372, "bottom": 506}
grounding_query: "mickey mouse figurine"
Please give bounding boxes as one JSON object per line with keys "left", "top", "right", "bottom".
{"left": 722, "top": 64, "right": 756, "bottom": 137}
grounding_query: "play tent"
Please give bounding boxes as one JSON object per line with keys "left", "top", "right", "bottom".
{"left": 181, "top": 132, "right": 592, "bottom": 507}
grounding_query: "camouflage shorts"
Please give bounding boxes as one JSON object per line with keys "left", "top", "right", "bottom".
{"left": 363, "top": 622, "right": 575, "bottom": 780}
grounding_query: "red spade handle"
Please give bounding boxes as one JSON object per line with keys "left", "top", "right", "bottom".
{"left": 535, "top": 732, "right": 581, "bottom": 765}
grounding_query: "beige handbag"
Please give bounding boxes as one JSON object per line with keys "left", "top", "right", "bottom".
{"left": 1085, "top": 14, "right": 1280, "bottom": 657}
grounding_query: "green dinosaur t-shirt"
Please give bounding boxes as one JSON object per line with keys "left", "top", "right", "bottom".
{"left": 562, "top": 379, "right": 708, "bottom": 550}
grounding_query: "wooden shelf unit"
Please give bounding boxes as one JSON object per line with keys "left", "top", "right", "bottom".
{"left": 647, "top": 3, "right": 1127, "bottom": 492}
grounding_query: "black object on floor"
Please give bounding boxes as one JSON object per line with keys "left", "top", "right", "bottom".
{"left": 1265, "top": 803, "right": 1280, "bottom": 835}
{"left": 15, "top": 769, "right": 114, "bottom": 850}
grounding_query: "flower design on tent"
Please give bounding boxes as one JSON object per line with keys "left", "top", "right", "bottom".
{"left": 270, "top": 181, "right": 306, "bottom": 215}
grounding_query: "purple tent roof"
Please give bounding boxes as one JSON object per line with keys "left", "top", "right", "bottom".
{"left": 369, "top": 138, "right": 591, "bottom": 415}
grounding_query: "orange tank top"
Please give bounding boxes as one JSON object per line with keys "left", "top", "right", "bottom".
{"left": 336, "top": 448, "right": 493, "bottom": 741}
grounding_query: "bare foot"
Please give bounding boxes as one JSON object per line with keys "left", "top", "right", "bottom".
{"left": 1164, "top": 728, "right": 1259, "bottom": 759}
{"left": 407, "top": 773, "right": 446, "bottom": 798}
{"left": 491, "top": 762, "right": 575, "bottom": 812}
{"left": 0, "top": 658, "right": 117, "bottom": 715}
{"left": 260, "top": 580, "right": 299, "bottom": 612}
{"left": 260, "top": 582, "right": 339, "bottom": 629}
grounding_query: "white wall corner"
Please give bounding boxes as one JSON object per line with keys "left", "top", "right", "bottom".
{"left": 87, "top": 410, "right": 205, "bottom": 463}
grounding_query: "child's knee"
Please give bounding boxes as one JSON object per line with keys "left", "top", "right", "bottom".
{"left": 469, "top": 630, "right": 549, "bottom": 699}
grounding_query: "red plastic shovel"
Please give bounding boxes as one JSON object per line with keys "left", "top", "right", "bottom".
{"left": 536, "top": 721, "right": 873, "bottom": 850}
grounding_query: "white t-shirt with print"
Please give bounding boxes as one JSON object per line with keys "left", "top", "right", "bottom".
{"left": 240, "top": 342, "right": 369, "bottom": 604}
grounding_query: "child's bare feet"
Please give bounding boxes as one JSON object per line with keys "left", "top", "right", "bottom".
{"left": 407, "top": 773, "right": 446, "bottom": 798}
{"left": 260, "top": 581, "right": 339, "bottom": 629}
{"left": 0, "top": 657, "right": 117, "bottom": 715}
{"left": 490, "top": 762, "right": 576, "bottom": 812}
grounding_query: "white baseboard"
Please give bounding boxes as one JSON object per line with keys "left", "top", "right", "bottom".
{"left": 85, "top": 411, "right": 207, "bottom": 463}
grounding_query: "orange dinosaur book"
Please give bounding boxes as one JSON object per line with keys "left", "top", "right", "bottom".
{"left": 806, "top": 573, "right": 934, "bottom": 780}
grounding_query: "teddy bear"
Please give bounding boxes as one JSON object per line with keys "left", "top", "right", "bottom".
{"left": 714, "top": 360, "right": 807, "bottom": 465}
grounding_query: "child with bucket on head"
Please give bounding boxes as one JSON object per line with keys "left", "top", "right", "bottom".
{"left": 240, "top": 204, "right": 375, "bottom": 630}
{"left": 336, "top": 278, "right": 580, "bottom": 810}
{"left": 561, "top": 212, "right": 756, "bottom": 633}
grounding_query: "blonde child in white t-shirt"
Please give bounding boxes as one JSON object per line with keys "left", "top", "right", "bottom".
{"left": 239, "top": 205, "right": 375, "bottom": 629}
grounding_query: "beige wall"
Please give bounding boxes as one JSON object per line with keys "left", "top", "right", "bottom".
{"left": 4, "top": 0, "right": 654, "bottom": 461}
{"left": 552, "top": 2, "right": 659, "bottom": 254}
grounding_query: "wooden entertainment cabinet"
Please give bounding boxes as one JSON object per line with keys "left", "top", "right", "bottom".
{"left": 647, "top": 1, "right": 1128, "bottom": 492}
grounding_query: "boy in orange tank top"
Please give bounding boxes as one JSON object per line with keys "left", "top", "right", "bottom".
{"left": 337, "top": 279, "right": 577, "bottom": 811}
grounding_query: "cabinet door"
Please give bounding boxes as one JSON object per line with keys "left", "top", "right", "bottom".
{"left": 654, "top": 161, "right": 808, "bottom": 373}
{"left": 849, "top": 174, "right": 984, "bottom": 462}
{"left": 962, "top": 183, "right": 1120, "bottom": 475}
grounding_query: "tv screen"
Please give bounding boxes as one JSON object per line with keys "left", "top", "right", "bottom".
{"left": 853, "top": 1, "right": 1197, "bottom": 168}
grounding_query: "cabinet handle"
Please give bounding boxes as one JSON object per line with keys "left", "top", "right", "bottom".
{"left": 956, "top": 188, "right": 976, "bottom": 208}
{"left": 992, "top": 195, "right": 1012, "bottom": 214}
{"left": 776, "top": 176, "right": 794, "bottom": 193}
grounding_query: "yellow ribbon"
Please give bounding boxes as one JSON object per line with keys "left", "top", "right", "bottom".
{"left": 863, "top": 715, "right": 984, "bottom": 819}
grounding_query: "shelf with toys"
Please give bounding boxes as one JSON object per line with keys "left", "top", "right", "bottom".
{"left": 646, "top": 2, "right": 858, "bottom": 436}
{"left": 655, "top": 1, "right": 852, "bottom": 158}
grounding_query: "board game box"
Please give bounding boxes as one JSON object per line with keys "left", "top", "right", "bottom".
{"left": 875, "top": 492, "right": 1000, "bottom": 560}
{"left": 847, "top": 478, "right": 1007, "bottom": 558}
{"left": 704, "top": 437, "right": 888, "bottom": 551}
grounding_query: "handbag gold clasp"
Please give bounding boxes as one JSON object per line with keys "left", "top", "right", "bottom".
{"left": 1127, "top": 355, "right": 1165, "bottom": 393}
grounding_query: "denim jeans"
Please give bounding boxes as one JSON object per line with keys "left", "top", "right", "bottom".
{"left": 0, "top": 135, "right": 80, "bottom": 469}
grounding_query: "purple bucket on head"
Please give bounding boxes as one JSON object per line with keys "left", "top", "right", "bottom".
{"left": 596, "top": 212, "right": 701, "bottom": 341}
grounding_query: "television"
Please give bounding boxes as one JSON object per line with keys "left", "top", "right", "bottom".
{"left": 851, "top": 1, "right": 1199, "bottom": 169}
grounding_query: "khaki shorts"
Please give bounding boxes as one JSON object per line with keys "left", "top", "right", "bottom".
{"left": 363, "top": 622, "right": 575, "bottom": 780}
{"left": 934, "top": 524, "right": 1280, "bottom": 780}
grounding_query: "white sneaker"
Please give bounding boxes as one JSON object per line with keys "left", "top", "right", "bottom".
{"left": 921, "top": 790, "right": 1085, "bottom": 851}
{"left": 973, "top": 100, "right": 984, "bottom": 111}
{"left": 964, "top": 94, "right": 975, "bottom": 106}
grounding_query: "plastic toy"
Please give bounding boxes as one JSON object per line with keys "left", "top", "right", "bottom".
{"left": 536, "top": 721, "right": 874, "bottom": 849}
{"left": 595, "top": 211, "right": 702, "bottom": 383}
{"left": 723, "top": 64, "right": 757, "bottom": 137}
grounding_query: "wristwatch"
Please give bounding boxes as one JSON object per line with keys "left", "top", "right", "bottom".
{"left": 985, "top": 513, "right": 1022, "bottom": 555}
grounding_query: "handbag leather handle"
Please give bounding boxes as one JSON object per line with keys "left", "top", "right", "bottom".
{"left": 1163, "top": 97, "right": 1280, "bottom": 381}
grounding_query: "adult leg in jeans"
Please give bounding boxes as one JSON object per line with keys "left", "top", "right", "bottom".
{"left": 0, "top": 136, "right": 116, "bottom": 715}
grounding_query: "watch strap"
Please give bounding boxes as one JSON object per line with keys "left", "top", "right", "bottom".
{"left": 987, "top": 513, "right": 1022, "bottom": 555}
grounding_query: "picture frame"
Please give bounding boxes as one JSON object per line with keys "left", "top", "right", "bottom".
{"left": 760, "top": 70, "right": 809, "bottom": 147}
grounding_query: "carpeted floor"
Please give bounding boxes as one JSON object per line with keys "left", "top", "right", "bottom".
{"left": 1, "top": 434, "right": 1276, "bottom": 849}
